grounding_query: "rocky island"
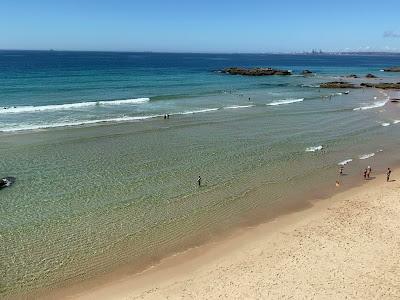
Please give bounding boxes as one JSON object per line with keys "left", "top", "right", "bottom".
{"left": 360, "top": 82, "right": 400, "bottom": 89}
{"left": 221, "top": 67, "right": 291, "bottom": 76}
{"left": 383, "top": 67, "right": 400, "bottom": 72}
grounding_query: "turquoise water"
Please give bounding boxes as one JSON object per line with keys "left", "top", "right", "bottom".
{"left": 1, "top": 51, "right": 400, "bottom": 296}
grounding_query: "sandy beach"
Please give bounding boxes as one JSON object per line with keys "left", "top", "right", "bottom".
{"left": 55, "top": 169, "right": 400, "bottom": 299}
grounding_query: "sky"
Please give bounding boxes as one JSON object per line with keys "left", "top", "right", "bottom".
{"left": 1, "top": 0, "right": 400, "bottom": 53}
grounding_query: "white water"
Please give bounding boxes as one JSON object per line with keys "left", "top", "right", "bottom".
{"left": 338, "top": 159, "right": 353, "bottom": 166}
{"left": 224, "top": 105, "right": 255, "bottom": 109}
{"left": 305, "top": 145, "right": 323, "bottom": 152}
{"left": 359, "top": 153, "right": 375, "bottom": 160}
{"left": 267, "top": 98, "right": 304, "bottom": 106}
{"left": 0, "top": 107, "right": 223, "bottom": 132}
{"left": 0, "top": 98, "right": 150, "bottom": 114}
{"left": 353, "top": 100, "right": 388, "bottom": 111}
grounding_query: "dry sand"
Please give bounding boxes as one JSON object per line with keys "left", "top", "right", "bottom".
{"left": 67, "top": 171, "right": 400, "bottom": 299}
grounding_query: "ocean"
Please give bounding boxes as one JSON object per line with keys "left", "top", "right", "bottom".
{"left": 1, "top": 51, "right": 400, "bottom": 297}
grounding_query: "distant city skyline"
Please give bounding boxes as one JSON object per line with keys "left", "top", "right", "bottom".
{"left": 1, "top": 0, "right": 400, "bottom": 53}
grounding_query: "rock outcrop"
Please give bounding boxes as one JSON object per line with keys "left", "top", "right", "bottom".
{"left": 365, "top": 73, "right": 378, "bottom": 78}
{"left": 301, "top": 70, "right": 313, "bottom": 75}
{"left": 360, "top": 82, "right": 400, "bottom": 89}
{"left": 221, "top": 67, "right": 291, "bottom": 76}
{"left": 346, "top": 74, "right": 358, "bottom": 78}
{"left": 383, "top": 67, "right": 400, "bottom": 72}
{"left": 320, "top": 81, "right": 357, "bottom": 88}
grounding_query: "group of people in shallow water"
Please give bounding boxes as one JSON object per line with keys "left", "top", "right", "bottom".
{"left": 336, "top": 165, "right": 392, "bottom": 187}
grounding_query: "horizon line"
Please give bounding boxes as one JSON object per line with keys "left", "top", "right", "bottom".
{"left": 1, "top": 49, "right": 400, "bottom": 55}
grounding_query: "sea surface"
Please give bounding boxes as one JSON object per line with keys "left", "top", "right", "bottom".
{"left": 1, "top": 51, "right": 400, "bottom": 296}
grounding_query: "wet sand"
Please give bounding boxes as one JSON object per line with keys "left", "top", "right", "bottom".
{"left": 58, "top": 169, "right": 400, "bottom": 299}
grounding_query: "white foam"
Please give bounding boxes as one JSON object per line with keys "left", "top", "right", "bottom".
{"left": 267, "top": 98, "right": 304, "bottom": 106}
{"left": 393, "top": 120, "right": 400, "bottom": 124}
{"left": 0, "top": 98, "right": 150, "bottom": 114}
{"left": 0, "top": 115, "right": 161, "bottom": 132}
{"left": 301, "top": 84, "right": 319, "bottom": 88}
{"left": 359, "top": 153, "right": 375, "bottom": 160}
{"left": 175, "top": 108, "right": 219, "bottom": 115}
{"left": 305, "top": 145, "right": 323, "bottom": 152}
{"left": 353, "top": 100, "right": 388, "bottom": 111}
{"left": 338, "top": 159, "right": 353, "bottom": 166}
{"left": 381, "top": 122, "right": 391, "bottom": 127}
{"left": 224, "top": 105, "right": 254, "bottom": 109}
{"left": 0, "top": 106, "right": 231, "bottom": 132}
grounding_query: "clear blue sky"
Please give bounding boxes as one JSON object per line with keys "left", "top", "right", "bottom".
{"left": 1, "top": 0, "right": 400, "bottom": 53}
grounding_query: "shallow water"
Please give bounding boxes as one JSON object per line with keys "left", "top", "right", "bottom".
{"left": 1, "top": 51, "right": 400, "bottom": 296}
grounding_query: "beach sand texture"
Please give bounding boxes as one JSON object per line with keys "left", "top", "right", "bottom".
{"left": 71, "top": 172, "right": 400, "bottom": 299}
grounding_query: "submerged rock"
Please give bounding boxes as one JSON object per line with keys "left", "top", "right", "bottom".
{"left": 320, "top": 81, "right": 357, "bottom": 88}
{"left": 365, "top": 73, "right": 378, "bottom": 78}
{"left": 301, "top": 70, "right": 313, "bottom": 75}
{"left": 221, "top": 67, "right": 291, "bottom": 76}
{"left": 346, "top": 74, "right": 359, "bottom": 78}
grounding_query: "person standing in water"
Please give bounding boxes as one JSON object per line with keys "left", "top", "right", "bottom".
{"left": 339, "top": 166, "right": 344, "bottom": 175}
{"left": 363, "top": 168, "right": 367, "bottom": 180}
{"left": 197, "top": 176, "right": 201, "bottom": 187}
{"left": 367, "top": 166, "right": 372, "bottom": 179}
{"left": 387, "top": 168, "right": 392, "bottom": 182}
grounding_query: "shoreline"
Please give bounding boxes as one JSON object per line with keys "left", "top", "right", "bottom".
{"left": 43, "top": 167, "right": 400, "bottom": 299}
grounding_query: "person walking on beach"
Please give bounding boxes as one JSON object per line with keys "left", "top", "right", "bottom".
{"left": 197, "top": 176, "right": 201, "bottom": 187}
{"left": 363, "top": 168, "right": 368, "bottom": 180}
{"left": 367, "top": 166, "right": 372, "bottom": 179}
{"left": 387, "top": 168, "right": 392, "bottom": 182}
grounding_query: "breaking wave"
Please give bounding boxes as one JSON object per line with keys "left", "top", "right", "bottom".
{"left": 338, "top": 159, "right": 353, "bottom": 166}
{"left": 0, "top": 98, "right": 150, "bottom": 114}
{"left": 0, "top": 107, "right": 223, "bottom": 132}
{"left": 305, "top": 145, "right": 323, "bottom": 152}
{"left": 359, "top": 153, "right": 375, "bottom": 160}
{"left": 267, "top": 98, "right": 304, "bottom": 106}
{"left": 353, "top": 100, "right": 388, "bottom": 111}
{"left": 224, "top": 105, "right": 255, "bottom": 109}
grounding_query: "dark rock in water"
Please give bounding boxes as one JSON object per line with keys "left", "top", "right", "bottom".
{"left": 383, "top": 67, "right": 400, "bottom": 72}
{"left": 221, "top": 67, "right": 291, "bottom": 76}
{"left": 320, "top": 81, "right": 357, "bottom": 88}
{"left": 365, "top": 73, "right": 378, "bottom": 78}
{"left": 360, "top": 82, "right": 400, "bottom": 89}
{"left": 346, "top": 74, "right": 358, "bottom": 78}
{"left": 390, "top": 98, "right": 400, "bottom": 103}
{"left": 0, "top": 176, "right": 16, "bottom": 189}
{"left": 301, "top": 70, "right": 313, "bottom": 75}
